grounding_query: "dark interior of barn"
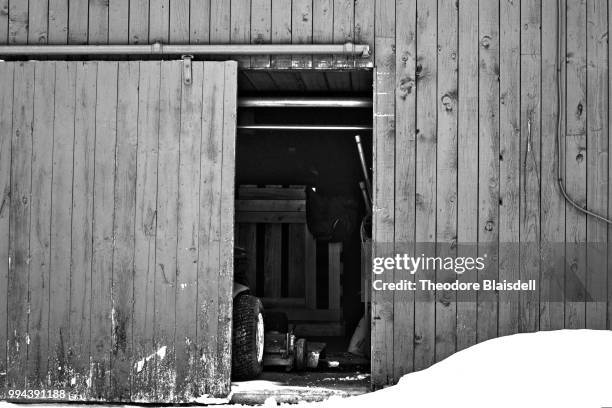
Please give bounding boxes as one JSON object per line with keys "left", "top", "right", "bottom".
{"left": 234, "top": 69, "right": 373, "bottom": 385}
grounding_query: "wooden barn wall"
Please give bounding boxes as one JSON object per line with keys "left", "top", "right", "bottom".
{"left": 0, "top": 0, "right": 610, "bottom": 396}
{"left": 371, "top": 0, "right": 611, "bottom": 389}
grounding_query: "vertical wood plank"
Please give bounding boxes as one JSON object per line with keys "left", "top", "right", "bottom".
{"left": 150, "top": 0, "right": 170, "bottom": 43}
{"left": 69, "top": 61, "right": 96, "bottom": 397}
{"left": 0, "top": 0, "right": 7, "bottom": 44}
{"left": 585, "top": 0, "right": 607, "bottom": 330}
{"left": 271, "top": 0, "right": 291, "bottom": 68}
{"left": 215, "top": 60, "right": 237, "bottom": 398}
{"left": 170, "top": 0, "right": 190, "bottom": 42}
{"left": 565, "top": 0, "right": 587, "bottom": 329}
{"left": 456, "top": 0, "right": 478, "bottom": 352}
{"left": 197, "top": 62, "right": 225, "bottom": 397}
{"left": 328, "top": 243, "right": 342, "bottom": 310}
{"left": 8, "top": 0, "right": 28, "bottom": 44}
{"left": 0, "top": 62, "right": 14, "bottom": 398}
{"left": 477, "top": 0, "right": 499, "bottom": 342}
{"left": 608, "top": 0, "right": 612, "bottom": 331}
{"left": 540, "top": 0, "right": 566, "bottom": 331}
{"left": 371, "top": 0, "right": 395, "bottom": 388}
{"left": 68, "top": 0, "right": 88, "bottom": 43}
{"left": 7, "top": 62, "right": 34, "bottom": 391}
{"left": 48, "top": 61, "right": 76, "bottom": 388}
{"left": 90, "top": 62, "right": 117, "bottom": 399}
{"left": 237, "top": 223, "right": 258, "bottom": 294}
{"left": 190, "top": 0, "right": 211, "bottom": 44}
{"left": 132, "top": 61, "right": 160, "bottom": 402}
{"left": 287, "top": 224, "right": 305, "bottom": 297}
{"left": 393, "top": 0, "right": 415, "bottom": 379}
{"left": 174, "top": 61, "right": 203, "bottom": 401}
{"left": 292, "top": 0, "right": 313, "bottom": 69}
{"left": 48, "top": 0, "right": 68, "bottom": 44}
{"left": 210, "top": 0, "right": 230, "bottom": 43}
{"left": 154, "top": 61, "right": 182, "bottom": 402}
{"left": 414, "top": 0, "right": 436, "bottom": 372}
{"left": 109, "top": 0, "right": 129, "bottom": 44}
{"left": 435, "top": 0, "right": 457, "bottom": 363}
{"left": 354, "top": 0, "right": 374, "bottom": 68}
{"left": 332, "top": 0, "right": 353, "bottom": 68}
{"left": 263, "top": 224, "right": 282, "bottom": 297}
{"left": 129, "top": 0, "right": 150, "bottom": 44}
{"left": 110, "top": 61, "right": 139, "bottom": 402}
{"left": 304, "top": 230, "right": 317, "bottom": 309}
{"left": 498, "top": 0, "right": 520, "bottom": 337}
{"left": 28, "top": 0, "right": 48, "bottom": 44}
{"left": 231, "top": 0, "right": 251, "bottom": 68}
{"left": 518, "top": 0, "right": 541, "bottom": 335}
{"left": 312, "top": 0, "right": 333, "bottom": 68}
{"left": 27, "top": 61, "right": 54, "bottom": 389}
{"left": 251, "top": 0, "right": 271, "bottom": 68}
{"left": 89, "top": 0, "right": 109, "bottom": 44}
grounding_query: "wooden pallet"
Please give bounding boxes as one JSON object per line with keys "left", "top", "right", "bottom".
{"left": 236, "top": 185, "right": 344, "bottom": 337}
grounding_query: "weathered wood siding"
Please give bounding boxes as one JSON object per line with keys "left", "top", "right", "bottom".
{"left": 0, "top": 60, "right": 237, "bottom": 402}
{"left": 0, "top": 0, "right": 610, "bottom": 395}
{"left": 371, "top": 0, "right": 611, "bottom": 389}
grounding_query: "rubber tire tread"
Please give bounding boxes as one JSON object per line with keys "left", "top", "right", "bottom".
{"left": 232, "top": 294, "right": 264, "bottom": 380}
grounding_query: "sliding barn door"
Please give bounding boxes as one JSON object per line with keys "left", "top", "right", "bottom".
{"left": 0, "top": 60, "right": 237, "bottom": 402}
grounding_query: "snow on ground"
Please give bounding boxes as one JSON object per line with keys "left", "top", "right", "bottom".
{"left": 321, "top": 329, "right": 612, "bottom": 408}
{"left": 1, "top": 330, "right": 611, "bottom": 408}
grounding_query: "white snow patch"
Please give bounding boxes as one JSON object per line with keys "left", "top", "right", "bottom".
{"left": 134, "top": 346, "right": 168, "bottom": 373}
{"left": 322, "top": 374, "right": 370, "bottom": 382}
{"left": 193, "top": 394, "right": 231, "bottom": 405}
{"left": 156, "top": 345, "right": 167, "bottom": 360}
{"left": 232, "top": 380, "right": 285, "bottom": 391}
{"left": 327, "top": 329, "right": 612, "bottom": 408}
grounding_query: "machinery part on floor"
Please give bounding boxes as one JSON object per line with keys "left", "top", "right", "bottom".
{"left": 263, "top": 330, "right": 298, "bottom": 370}
{"left": 0, "top": 42, "right": 370, "bottom": 58}
{"left": 294, "top": 339, "right": 307, "bottom": 371}
{"left": 262, "top": 312, "right": 315, "bottom": 372}
{"left": 555, "top": 0, "right": 612, "bottom": 225}
{"left": 306, "top": 342, "right": 327, "bottom": 369}
{"left": 238, "top": 97, "right": 373, "bottom": 109}
{"left": 232, "top": 294, "right": 265, "bottom": 380}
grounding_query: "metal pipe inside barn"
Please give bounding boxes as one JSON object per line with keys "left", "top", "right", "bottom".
{"left": 238, "top": 97, "right": 372, "bottom": 108}
{"left": 0, "top": 42, "right": 370, "bottom": 57}
{"left": 238, "top": 125, "right": 372, "bottom": 131}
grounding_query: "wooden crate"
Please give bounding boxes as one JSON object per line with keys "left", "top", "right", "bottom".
{"left": 236, "top": 185, "right": 344, "bottom": 337}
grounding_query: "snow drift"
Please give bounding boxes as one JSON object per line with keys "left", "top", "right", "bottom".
{"left": 324, "top": 329, "right": 612, "bottom": 408}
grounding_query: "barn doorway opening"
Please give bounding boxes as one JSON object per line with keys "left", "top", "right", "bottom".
{"left": 233, "top": 69, "right": 373, "bottom": 395}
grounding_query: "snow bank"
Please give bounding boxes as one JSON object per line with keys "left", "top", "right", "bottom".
{"left": 325, "top": 329, "right": 612, "bottom": 408}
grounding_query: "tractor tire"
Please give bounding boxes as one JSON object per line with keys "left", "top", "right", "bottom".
{"left": 232, "top": 294, "right": 265, "bottom": 380}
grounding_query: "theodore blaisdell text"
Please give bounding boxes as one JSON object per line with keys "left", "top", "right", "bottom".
{"left": 371, "top": 253, "right": 537, "bottom": 292}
